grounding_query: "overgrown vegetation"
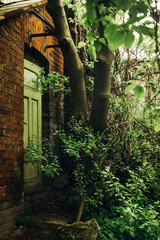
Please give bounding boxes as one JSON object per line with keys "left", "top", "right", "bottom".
{"left": 24, "top": 1, "right": 160, "bottom": 239}
{"left": 25, "top": 45, "right": 160, "bottom": 240}
{"left": 32, "top": 68, "right": 69, "bottom": 94}
{"left": 24, "top": 138, "right": 62, "bottom": 178}
{"left": 25, "top": 102, "right": 160, "bottom": 239}
{"left": 59, "top": 100, "right": 160, "bottom": 239}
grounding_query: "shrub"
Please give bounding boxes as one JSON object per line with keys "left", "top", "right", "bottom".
{"left": 24, "top": 137, "right": 62, "bottom": 178}
{"left": 86, "top": 163, "right": 160, "bottom": 240}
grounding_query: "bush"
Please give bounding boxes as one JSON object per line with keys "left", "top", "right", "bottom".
{"left": 61, "top": 97, "right": 160, "bottom": 239}
{"left": 86, "top": 163, "right": 160, "bottom": 240}
{"left": 24, "top": 137, "right": 62, "bottom": 178}
{"left": 55, "top": 117, "right": 107, "bottom": 211}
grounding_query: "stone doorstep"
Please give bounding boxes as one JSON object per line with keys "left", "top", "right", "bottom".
{"left": 26, "top": 214, "right": 69, "bottom": 231}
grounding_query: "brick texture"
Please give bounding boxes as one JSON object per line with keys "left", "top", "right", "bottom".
{"left": 0, "top": 5, "right": 64, "bottom": 237}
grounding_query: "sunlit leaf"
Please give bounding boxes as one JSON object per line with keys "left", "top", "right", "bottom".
{"left": 124, "top": 31, "right": 135, "bottom": 48}
{"left": 86, "top": 32, "right": 95, "bottom": 42}
{"left": 138, "top": 33, "right": 143, "bottom": 45}
{"left": 117, "top": 10, "right": 125, "bottom": 17}
{"left": 154, "top": 123, "right": 160, "bottom": 132}
{"left": 67, "top": 3, "right": 73, "bottom": 8}
{"left": 153, "top": 109, "right": 160, "bottom": 114}
{"left": 154, "top": 117, "right": 160, "bottom": 123}
{"left": 99, "top": 38, "right": 106, "bottom": 45}
{"left": 104, "top": 23, "right": 117, "bottom": 41}
{"left": 78, "top": 41, "right": 86, "bottom": 48}
{"left": 84, "top": 20, "right": 90, "bottom": 29}
{"left": 134, "top": 85, "right": 145, "bottom": 99}
{"left": 125, "top": 84, "right": 136, "bottom": 94}
{"left": 152, "top": 87, "right": 157, "bottom": 94}
{"left": 87, "top": 45, "right": 97, "bottom": 61}
{"left": 108, "top": 30, "right": 126, "bottom": 50}
{"left": 146, "top": 81, "right": 155, "bottom": 86}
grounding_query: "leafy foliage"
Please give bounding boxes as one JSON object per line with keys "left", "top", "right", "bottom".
{"left": 32, "top": 68, "right": 69, "bottom": 94}
{"left": 59, "top": 94, "right": 160, "bottom": 239}
{"left": 54, "top": 117, "right": 108, "bottom": 210}
{"left": 92, "top": 95, "right": 160, "bottom": 239}
{"left": 16, "top": 215, "right": 26, "bottom": 227}
{"left": 24, "top": 138, "right": 62, "bottom": 178}
{"left": 66, "top": 95, "right": 160, "bottom": 239}
{"left": 72, "top": 0, "right": 156, "bottom": 60}
{"left": 87, "top": 162, "right": 160, "bottom": 240}
{"left": 24, "top": 95, "right": 160, "bottom": 239}
{"left": 30, "top": 2, "right": 160, "bottom": 239}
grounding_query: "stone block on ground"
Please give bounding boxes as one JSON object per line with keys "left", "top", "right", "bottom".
{"left": 53, "top": 219, "right": 100, "bottom": 240}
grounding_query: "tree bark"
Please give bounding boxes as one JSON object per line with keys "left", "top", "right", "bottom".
{"left": 89, "top": 45, "right": 114, "bottom": 131}
{"left": 46, "top": 0, "right": 88, "bottom": 121}
{"left": 76, "top": 193, "right": 87, "bottom": 222}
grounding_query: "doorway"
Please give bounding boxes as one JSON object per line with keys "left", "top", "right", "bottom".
{"left": 24, "top": 58, "right": 42, "bottom": 194}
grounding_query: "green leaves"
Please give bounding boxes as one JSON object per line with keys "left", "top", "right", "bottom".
{"left": 104, "top": 23, "right": 135, "bottom": 50}
{"left": 25, "top": 137, "right": 62, "bottom": 177}
{"left": 99, "top": 38, "right": 106, "bottom": 45}
{"left": 127, "top": 2, "right": 147, "bottom": 25}
{"left": 109, "top": 30, "right": 126, "bottom": 50}
{"left": 78, "top": 34, "right": 106, "bottom": 60}
{"left": 78, "top": 41, "right": 86, "bottom": 48}
{"left": 104, "top": 24, "right": 126, "bottom": 50}
{"left": 125, "top": 83, "right": 145, "bottom": 100}
{"left": 146, "top": 81, "right": 158, "bottom": 94}
{"left": 133, "top": 25, "right": 154, "bottom": 37}
{"left": 104, "top": 22, "right": 117, "bottom": 41}
{"left": 125, "top": 83, "right": 136, "bottom": 94}
{"left": 86, "top": 32, "right": 95, "bottom": 42}
{"left": 113, "top": 0, "right": 131, "bottom": 10}
{"left": 154, "top": 117, "right": 160, "bottom": 132}
{"left": 87, "top": 45, "right": 97, "bottom": 61}
{"left": 124, "top": 31, "right": 135, "bottom": 48}
{"left": 86, "top": 3, "right": 97, "bottom": 23}
{"left": 134, "top": 85, "right": 145, "bottom": 99}
{"left": 94, "top": 40, "right": 102, "bottom": 52}
{"left": 80, "top": 0, "right": 154, "bottom": 53}
{"left": 80, "top": 0, "right": 155, "bottom": 54}
{"left": 33, "top": 68, "right": 69, "bottom": 94}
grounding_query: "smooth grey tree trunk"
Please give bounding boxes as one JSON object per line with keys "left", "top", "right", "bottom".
{"left": 89, "top": 45, "right": 114, "bottom": 130}
{"left": 46, "top": 0, "right": 88, "bottom": 121}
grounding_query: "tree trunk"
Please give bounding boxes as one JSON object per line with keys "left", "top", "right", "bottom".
{"left": 76, "top": 193, "right": 87, "bottom": 222}
{"left": 46, "top": 0, "right": 88, "bottom": 121}
{"left": 89, "top": 45, "right": 114, "bottom": 130}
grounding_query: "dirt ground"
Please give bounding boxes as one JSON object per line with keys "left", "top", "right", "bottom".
{"left": 3, "top": 203, "right": 76, "bottom": 240}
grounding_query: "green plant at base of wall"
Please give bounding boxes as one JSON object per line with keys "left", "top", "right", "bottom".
{"left": 24, "top": 137, "right": 62, "bottom": 178}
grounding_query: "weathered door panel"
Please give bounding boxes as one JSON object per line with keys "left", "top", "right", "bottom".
{"left": 24, "top": 59, "right": 42, "bottom": 194}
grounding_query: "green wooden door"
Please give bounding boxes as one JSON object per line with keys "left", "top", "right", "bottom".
{"left": 24, "top": 59, "right": 42, "bottom": 194}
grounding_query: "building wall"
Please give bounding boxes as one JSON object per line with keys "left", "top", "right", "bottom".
{"left": 0, "top": 5, "right": 64, "bottom": 237}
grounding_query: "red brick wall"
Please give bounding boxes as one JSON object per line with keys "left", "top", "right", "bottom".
{"left": 0, "top": 15, "right": 24, "bottom": 202}
{"left": 0, "top": 5, "right": 64, "bottom": 237}
{"left": 23, "top": 7, "right": 64, "bottom": 128}
{"left": 24, "top": 8, "right": 64, "bottom": 74}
